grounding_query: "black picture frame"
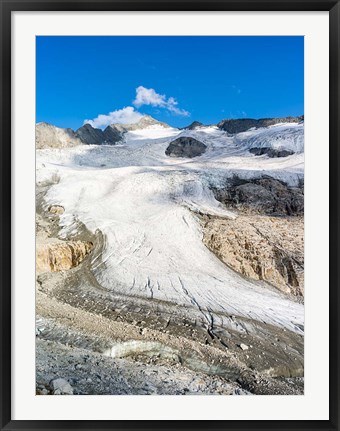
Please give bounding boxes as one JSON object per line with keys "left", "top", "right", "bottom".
{"left": 1, "top": 1, "right": 339, "bottom": 430}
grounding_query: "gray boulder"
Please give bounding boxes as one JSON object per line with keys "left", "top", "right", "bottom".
{"left": 49, "top": 378, "right": 73, "bottom": 395}
{"left": 165, "top": 137, "right": 207, "bottom": 158}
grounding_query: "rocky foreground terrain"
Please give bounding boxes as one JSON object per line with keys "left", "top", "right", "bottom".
{"left": 36, "top": 115, "right": 304, "bottom": 395}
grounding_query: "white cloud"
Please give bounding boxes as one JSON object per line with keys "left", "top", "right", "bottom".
{"left": 83, "top": 86, "right": 190, "bottom": 129}
{"left": 133, "top": 86, "right": 166, "bottom": 108}
{"left": 133, "top": 86, "right": 190, "bottom": 117}
{"left": 84, "top": 106, "right": 143, "bottom": 129}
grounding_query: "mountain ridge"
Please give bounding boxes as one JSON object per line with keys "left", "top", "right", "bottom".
{"left": 36, "top": 114, "right": 304, "bottom": 149}
{"left": 217, "top": 115, "right": 304, "bottom": 134}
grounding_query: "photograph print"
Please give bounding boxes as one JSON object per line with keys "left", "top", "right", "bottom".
{"left": 35, "top": 36, "right": 304, "bottom": 396}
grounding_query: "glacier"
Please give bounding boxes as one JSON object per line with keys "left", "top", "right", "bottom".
{"left": 36, "top": 122, "right": 304, "bottom": 337}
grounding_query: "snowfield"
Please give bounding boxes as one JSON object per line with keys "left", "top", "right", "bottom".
{"left": 235, "top": 123, "right": 304, "bottom": 154}
{"left": 36, "top": 123, "right": 304, "bottom": 335}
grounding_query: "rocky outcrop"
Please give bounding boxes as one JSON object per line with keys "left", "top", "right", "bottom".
{"left": 205, "top": 175, "right": 304, "bottom": 295}
{"left": 75, "top": 124, "right": 104, "bottom": 145}
{"left": 165, "top": 137, "right": 207, "bottom": 158}
{"left": 112, "top": 115, "right": 170, "bottom": 132}
{"left": 103, "top": 124, "right": 123, "bottom": 143}
{"left": 212, "top": 176, "right": 304, "bottom": 216}
{"left": 36, "top": 202, "right": 93, "bottom": 274}
{"left": 75, "top": 124, "right": 123, "bottom": 145}
{"left": 249, "top": 148, "right": 294, "bottom": 158}
{"left": 48, "top": 205, "right": 65, "bottom": 215}
{"left": 36, "top": 240, "right": 93, "bottom": 273}
{"left": 36, "top": 123, "right": 83, "bottom": 149}
{"left": 217, "top": 116, "right": 304, "bottom": 134}
{"left": 203, "top": 215, "right": 304, "bottom": 296}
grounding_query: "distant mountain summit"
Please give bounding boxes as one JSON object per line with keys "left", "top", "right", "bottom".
{"left": 217, "top": 116, "right": 303, "bottom": 134}
{"left": 112, "top": 115, "right": 170, "bottom": 132}
{"left": 75, "top": 124, "right": 108, "bottom": 145}
{"left": 75, "top": 124, "right": 122, "bottom": 145}
{"left": 182, "top": 121, "right": 204, "bottom": 130}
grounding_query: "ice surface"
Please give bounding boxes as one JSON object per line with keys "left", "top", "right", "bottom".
{"left": 36, "top": 124, "right": 304, "bottom": 334}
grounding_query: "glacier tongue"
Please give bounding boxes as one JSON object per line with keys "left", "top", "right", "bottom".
{"left": 36, "top": 124, "right": 304, "bottom": 335}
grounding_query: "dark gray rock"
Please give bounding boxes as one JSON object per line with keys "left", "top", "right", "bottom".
{"left": 212, "top": 176, "right": 304, "bottom": 215}
{"left": 217, "top": 116, "right": 304, "bottom": 134}
{"left": 165, "top": 137, "right": 207, "bottom": 158}
{"left": 249, "top": 147, "right": 294, "bottom": 158}
{"left": 75, "top": 124, "right": 122, "bottom": 145}
{"left": 233, "top": 183, "right": 275, "bottom": 210}
{"left": 103, "top": 125, "right": 123, "bottom": 144}
{"left": 75, "top": 124, "right": 105, "bottom": 145}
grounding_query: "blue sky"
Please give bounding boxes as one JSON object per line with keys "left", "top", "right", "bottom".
{"left": 36, "top": 36, "right": 304, "bottom": 130}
